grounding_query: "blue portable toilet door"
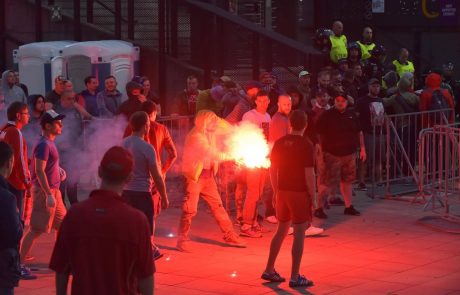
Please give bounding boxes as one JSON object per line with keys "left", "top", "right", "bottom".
{"left": 66, "top": 55, "right": 92, "bottom": 93}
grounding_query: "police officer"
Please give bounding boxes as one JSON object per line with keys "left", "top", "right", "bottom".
{"left": 329, "top": 21, "right": 348, "bottom": 64}
{"left": 392, "top": 48, "right": 415, "bottom": 78}
{"left": 357, "top": 27, "right": 376, "bottom": 60}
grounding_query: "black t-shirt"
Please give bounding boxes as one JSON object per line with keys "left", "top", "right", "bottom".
{"left": 270, "top": 134, "right": 314, "bottom": 192}
{"left": 45, "top": 90, "right": 61, "bottom": 106}
{"left": 316, "top": 108, "right": 361, "bottom": 156}
{"left": 355, "top": 95, "right": 384, "bottom": 134}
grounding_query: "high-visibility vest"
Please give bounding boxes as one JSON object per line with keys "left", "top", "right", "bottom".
{"left": 329, "top": 35, "right": 348, "bottom": 63}
{"left": 392, "top": 60, "right": 415, "bottom": 77}
{"left": 357, "top": 41, "right": 375, "bottom": 60}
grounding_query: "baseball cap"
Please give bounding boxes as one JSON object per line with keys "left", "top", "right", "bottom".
{"left": 299, "top": 70, "right": 310, "bottom": 78}
{"left": 219, "top": 76, "right": 232, "bottom": 83}
{"left": 368, "top": 78, "right": 380, "bottom": 86}
{"left": 41, "top": 109, "right": 66, "bottom": 126}
{"left": 54, "top": 75, "right": 68, "bottom": 83}
{"left": 100, "top": 146, "right": 134, "bottom": 181}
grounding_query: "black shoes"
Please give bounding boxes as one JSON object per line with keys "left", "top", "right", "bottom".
{"left": 344, "top": 205, "right": 361, "bottom": 216}
{"left": 314, "top": 208, "right": 328, "bottom": 219}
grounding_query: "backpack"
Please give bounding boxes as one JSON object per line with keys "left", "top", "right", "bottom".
{"left": 369, "top": 101, "right": 385, "bottom": 126}
{"left": 429, "top": 89, "right": 450, "bottom": 123}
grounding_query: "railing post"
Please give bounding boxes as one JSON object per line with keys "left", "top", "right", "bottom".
{"left": 252, "top": 32, "right": 260, "bottom": 81}
{"left": 35, "top": 0, "right": 43, "bottom": 41}
{"left": 86, "top": 0, "right": 93, "bottom": 23}
{"left": 0, "top": 0, "right": 5, "bottom": 70}
{"left": 115, "top": 0, "right": 121, "bottom": 39}
{"left": 127, "top": 0, "right": 134, "bottom": 40}
{"left": 73, "top": 0, "right": 81, "bottom": 41}
{"left": 158, "top": 0, "right": 166, "bottom": 109}
{"left": 264, "top": 38, "right": 272, "bottom": 72}
{"left": 170, "top": 0, "right": 178, "bottom": 58}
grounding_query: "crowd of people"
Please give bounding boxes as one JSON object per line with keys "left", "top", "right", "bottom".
{"left": 0, "top": 20, "right": 459, "bottom": 294}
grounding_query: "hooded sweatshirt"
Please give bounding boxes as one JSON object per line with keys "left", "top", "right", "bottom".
{"left": 1, "top": 70, "right": 27, "bottom": 106}
{"left": 420, "top": 73, "right": 455, "bottom": 124}
{"left": 182, "top": 110, "right": 231, "bottom": 182}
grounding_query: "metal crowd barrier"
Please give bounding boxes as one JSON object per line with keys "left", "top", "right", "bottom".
{"left": 417, "top": 124, "right": 460, "bottom": 222}
{"left": 366, "top": 109, "right": 452, "bottom": 199}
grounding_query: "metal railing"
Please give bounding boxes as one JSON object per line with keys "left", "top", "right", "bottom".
{"left": 366, "top": 109, "right": 453, "bottom": 199}
{"left": 417, "top": 124, "right": 460, "bottom": 222}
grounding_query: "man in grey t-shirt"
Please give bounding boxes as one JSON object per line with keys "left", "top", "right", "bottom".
{"left": 122, "top": 111, "right": 169, "bottom": 260}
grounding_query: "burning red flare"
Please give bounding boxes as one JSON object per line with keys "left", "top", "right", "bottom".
{"left": 226, "top": 121, "right": 270, "bottom": 169}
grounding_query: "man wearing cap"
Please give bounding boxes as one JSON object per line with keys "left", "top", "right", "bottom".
{"left": 20, "top": 110, "right": 67, "bottom": 269}
{"left": 45, "top": 76, "right": 67, "bottom": 110}
{"left": 315, "top": 96, "right": 366, "bottom": 219}
{"left": 50, "top": 146, "right": 155, "bottom": 295}
{"left": 117, "top": 81, "right": 147, "bottom": 120}
{"left": 297, "top": 70, "right": 312, "bottom": 110}
{"left": 355, "top": 78, "right": 385, "bottom": 191}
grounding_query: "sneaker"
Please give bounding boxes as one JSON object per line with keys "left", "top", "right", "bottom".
{"left": 224, "top": 233, "right": 247, "bottom": 248}
{"left": 265, "top": 215, "right": 278, "bottom": 224}
{"left": 240, "top": 225, "right": 263, "bottom": 238}
{"left": 20, "top": 265, "right": 37, "bottom": 280}
{"left": 176, "top": 238, "right": 192, "bottom": 252}
{"left": 261, "top": 269, "right": 286, "bottom": 282}
{"left": 313, "top": 208, "right": 328, "bottom": 219}
{"left": 329, "top": 197, "right": 345, "bottom": 206}
{"left": 356, "top": 182, "right": 367, "bottom": 191}
{"left": 253, "top": 223, "right": 271, "bottom": 234}
{"left": 289, "top": 274, "right": 314, "bottom": 288}
{"left": 233, "top": 218, "right": 243, "bottom": 227}
{"left": 305, "top": 225, "right": 324, "bottom": 237}
{"left": 344, "top": 205, "right": 361, "bottom": 216}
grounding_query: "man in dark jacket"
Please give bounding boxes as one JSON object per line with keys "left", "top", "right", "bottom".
{"left": 117, "top": 81, "right": 146, "bottom": 120}
{"left": 0, "top": 142, "right": 24, "bottom": 294}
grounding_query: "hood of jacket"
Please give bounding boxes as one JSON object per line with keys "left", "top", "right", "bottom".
{"left": 398, "top": 77, "right": 412, "bottom": 93}
{"left": 425, "top": 73, "right": 442, "bottom": 89}
{"left": 1, "top": 70, "right": 14, "bottom": 92}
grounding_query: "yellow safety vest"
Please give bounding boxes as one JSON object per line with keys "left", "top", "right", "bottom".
{"left": 392, "top": 60, "right": 415, "bottom": 77}
{"left": 357, "top": 41, "right": 375, "bottom": 60}
{"left": 329, "top": 35, "right": 348, "bottom": 63}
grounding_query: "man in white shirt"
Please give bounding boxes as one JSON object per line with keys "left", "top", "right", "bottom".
{"left": 239, "top": 91, "right": 272, "bottom": 238}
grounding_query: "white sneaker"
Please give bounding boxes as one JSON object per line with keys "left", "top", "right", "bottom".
{"left": 305, "top": 225, "right": 324, "bottom": 237}
{"left": 265, "top": 216, "right": 278, "bottom": 224}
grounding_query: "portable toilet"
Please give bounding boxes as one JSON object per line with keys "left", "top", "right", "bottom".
{"left": 62, "top": 40, "right": 140, "bottom": 95}
{"left": 16, "top": 41, "right": 76, "bottom": 96}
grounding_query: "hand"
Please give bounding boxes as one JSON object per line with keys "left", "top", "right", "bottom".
{"left": 46, "top": 194, "right": 56, "bottom": 208}
{"left": 138, "top": 94, "right": 147, "bottom": 103}
{"left": 161, "top": 196, "right": 169, "bottom": 210}
{"left": 359, "top": 148, "right": 367, "bottom": 162}
{"left": 59, "top": 167, "right": 67, "bottom": 181}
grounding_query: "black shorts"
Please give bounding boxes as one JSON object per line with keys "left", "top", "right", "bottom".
{"left": 122, "top": 190, "right": 154, "bottom": 235}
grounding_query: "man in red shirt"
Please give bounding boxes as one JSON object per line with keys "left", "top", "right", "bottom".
{"left": 0, "top": 102, "right": 31, "bottom": 220}
{"left": 49, "top": 146, "right": 154, "bottom": 295}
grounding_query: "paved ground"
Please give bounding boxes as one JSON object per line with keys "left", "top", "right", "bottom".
{"left": 15, "top": 183, "right": 460, "bottom": 295}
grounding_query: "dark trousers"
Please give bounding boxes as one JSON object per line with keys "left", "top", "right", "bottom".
{"left": 59, "top": 180, "right": 78, "bottom": 205}
{"left": 8, "top": 186, "right": 25, "bottom": 220}
{"left": 0, "top": 287, "right": 14, "bottom": 295}
{"left": 122, "top": 190, "right": 154, "bottom": 235}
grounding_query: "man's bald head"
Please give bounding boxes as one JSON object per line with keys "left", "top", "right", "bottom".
{"left": 332, "top": 21, "right": 343, "bottom": 36}
{"left": 399, "top": 48, "right": 409, "bottom": 63}
{"left": 277, "top": 95, "right": 292, "bottom": 115}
